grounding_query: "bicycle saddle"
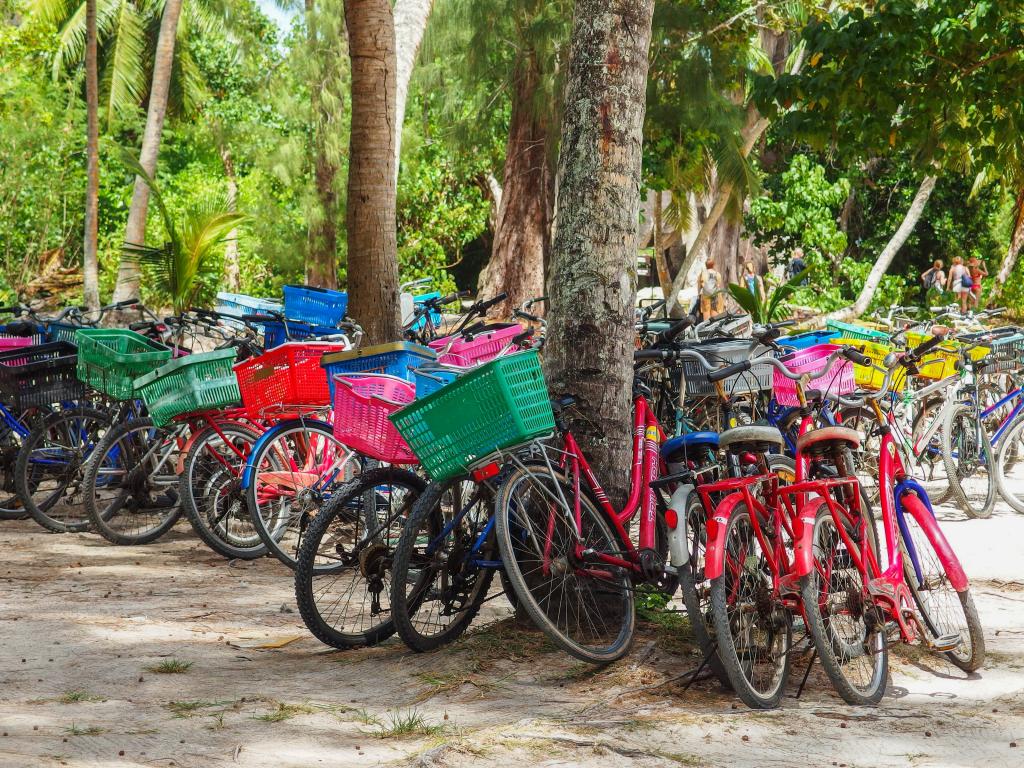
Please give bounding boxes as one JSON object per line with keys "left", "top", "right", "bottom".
{"left": 550, "top": 395, "right": 576, "bottom": 412}
{"left": 661, "top": 432, "right": 719, "bottom": 463}
{"left": 796, "top": 426, "right": 861, "bottom": 458}
{"left": 718, "top": 425, "right": 784, "bottom": 454}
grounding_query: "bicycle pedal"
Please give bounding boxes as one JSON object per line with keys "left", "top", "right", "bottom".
{"left": 927, "top": 633, "right": 962, "bottom": 653}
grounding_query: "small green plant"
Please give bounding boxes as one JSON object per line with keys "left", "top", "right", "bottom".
{"left": 64, "top": 723, "right": 104, "bottom": 736}
{"left": 257, "top": 703, "right": 316, "bottom": 722}
{"left": 375, "top": 709, "right": 444, "bottom": 739}
{"left": 147, "top": 658, "right": 193, "bottom": 674}
{"left": 635, "top": 585, "right": 671, "bottom": 622}
{"left": 728, "top": 268, "right": 808, "bottom": 324}
{"left": 59, "top": 691, "right": 103, "bottom": 704}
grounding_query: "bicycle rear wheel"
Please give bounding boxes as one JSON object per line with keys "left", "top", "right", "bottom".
{"left": 246, "top": 419, "right": 359, "bottom": 569}
{"left": 83, "top": 418, "right": 184, "bottom": 545}
{"left": 494, "top": 462, "right": 635, "bottom": 664}
{"left": 390, "top": 477, "right": 497, "bottom": 652}
{"left": 899, "top": 491, "right": 985, "bottom": 672}
{"left": 181, "top": 422, "right": 263, "bottom": 559}
{"left": 0, "top": 407, "right": 50, "bottom": 519}
{"left": 16, "top": 406, "right": 111, "bottom": 533}
{"left": 800, "top": 501, "right": 888, "bottom": 705}
{"left": 942, "top": 402, "right": 995, "bottom": 518}
{"left": 708, "top": 502, "right": 792, "bottom": 709}
{"left": 294, "top": 467, "right": 425, "bottom": 649}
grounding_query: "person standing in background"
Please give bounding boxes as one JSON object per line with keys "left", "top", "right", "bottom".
{"left": 921, "top": 259, "right": 946, "bottom": 302}
{"left": 968, "top": 256, "right": 988, "bottom": 311}
{"left": 948, "top": 256, "right": 970, "bottom": 314}
{"left": 698, "top": 258, "right": 725, "bottom": 319}
{"left": 787, "top": 247, "right": 808, "bottom": 284}
{"left": 742, "top": 261, "right": 764, "bottom": 298}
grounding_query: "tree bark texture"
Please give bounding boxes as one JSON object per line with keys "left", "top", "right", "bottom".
{"left": 478, "top": 57, "right": 552, "bottom": 318}
{"left": 220, "top": 145, "right": 241, "bottom": 292}
{"left": 393, "top": 0, "right": 433, "bottom": 179}
{"left": 828, "top": 175, "right": 937, "bottom": 322}
{"left": 343, "top": 0, "right": 402, "bottom": 343}
{"left": 112, "top": 0, "right": 183, "bottom": 303}
{"left": 995, "top": 188, "right": 1024, "bottom": 289}
{"left": 83, "top": 0, "right": 100, "bottom": 310}
{"left": 545, "top": 0, "right": 655, "bottom": 507}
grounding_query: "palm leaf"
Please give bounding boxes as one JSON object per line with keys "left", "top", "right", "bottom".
{"left": 765, "top": 268, "right": 808, "bottom": 322}
{"left": 728, "top": 282, "right": 763, "bottom": 323}
{"left": 101, "top": 0, "right": 147, "bottom": 125}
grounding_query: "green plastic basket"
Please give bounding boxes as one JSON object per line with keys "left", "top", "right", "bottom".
{"left": 390, "top": 350, "right": 554, "bottom": 481}
{"left": 825, "top": 319, "right": 889, "bottom": 343}
{"left": 133, "top": 349, "right": 241, "bottom": 426}
{"left": 75, "top": 328, "right": 172, "bottom": 400}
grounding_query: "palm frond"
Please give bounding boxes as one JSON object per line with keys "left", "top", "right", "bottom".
{"left": 51, "top": 0, "right": 88, "bottom": 79}
{"left": 101, "top": 0, "right": 147, "bottom": 125}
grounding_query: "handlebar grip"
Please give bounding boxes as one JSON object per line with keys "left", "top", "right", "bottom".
{"left": 656, "top": 316, "right": 694, "bottom": 344}
{"left": 633, "top": 350, "right": 669, "bottom": 362}
{"left": 479, "top": 292, "right": 508, "bottom": 311}
{"left": 128, "top": 321, "right": 153, "bottom": 331}
{"left": 842, "top": 347, "right": 872, "bottom": 367}
{"left": 514, "top": 310, "right": 543, "bottom": 324}
{"left": 512, "top": 329, "right": 535, "bottom": 346}
{"left": 436, "top": 292, "right": 461, "bottom": 306}
{"left": 707, "top": 360, "right": 751, "bottom": 382}
{"left": 909, "top": 332, "right": 947, "bottom": 360}
{"left": 0, "top": 306, "right": 25, "bottom": 315}
{"left": 114, "top": 298, "right": 140, "bottom": 308}
{"left": 240, "top": 313, "right": 278, "bottom": 323}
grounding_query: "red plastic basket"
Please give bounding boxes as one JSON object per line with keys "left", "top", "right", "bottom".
{"left": 234, "top": 342, "right": 346, "bottom": 414}
{"left": 332, "top": 374, "right": 418, "bottom": 463}
{"left": 774, "top": 344, "right": 856, "bottom": 407}
{"left": 429, "top": 324, "right": 522, "bottom": 367}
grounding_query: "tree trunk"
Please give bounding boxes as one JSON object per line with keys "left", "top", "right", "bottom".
{"left": 393, "top": 0, "right": 433, "bottom": 179}
{"left": 305, "top": 0, "right": 340, "bottom": 290}
{"left": 651, "top": 190, "right": 673, "bottom": 300}
{"left": 111, "top": 0, "right": 183, "bottom": 303}
{"left": 545, "top": 0, "right": 655, "bottom": 506}
{"left": 477, "top": 57, "right": 550, "bottom": 318}
{"left": 343, "top": 0, "right": 401, "bottom": 343}
{"left": 220, "top": 145, "right": 241, "bottom": 292}
{"left": 82, "top": 0, "right": 100, "bottom": 311}
{"left": 827, "top": 175, "right": 937, "bottom": 322}
{"left": 994, "top": 188, "right": 1024, "bottom": 289}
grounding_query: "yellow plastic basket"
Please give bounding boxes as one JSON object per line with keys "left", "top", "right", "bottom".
{"left": 833, "top": 337, "right": 907, "bottom": 392}
{"left": 904, "top": 331, "right": 990, "bottom": 381}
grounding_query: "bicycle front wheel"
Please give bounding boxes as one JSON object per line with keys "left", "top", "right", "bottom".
{"left": 942, "top": 402, "right": 996, "bottom": 518}
{"left": 83, "top": 418, "right": 184, "bottom": 545}
{"left": 494, "top": 462, "right": 635, "bottom": 664}
{"left": 900, "top": 491, "right": 985, "bottom": 672}
{"left": 246, "top": 419, "right": 359, "bottom": 569}
{"left": 994, "top": 413, "right": 1024, "bottom": 514}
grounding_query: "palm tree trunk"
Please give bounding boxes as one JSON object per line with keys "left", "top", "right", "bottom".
{"left": 545, "top": 0, "right": 655, "bottom": 506}
{"left": 994, "top": 188, "right": 1024, "bottom": 290}
{"left": 827, "top": 175, "right": 937, "bottom": 322}
{"left": 477, "top": 57, "right": 550, "bottom": 318}
{"left": 651, "top": 190, "right": 673, "bottom": 300}
{"left": 83, "top": 0, "right": 100, "bottom": 311}
{"left": 393, "top": 0, "right": 433, "bottom": 179}
{"left": 343, "top": 0, "right": 401, "bottom": 343}
{"left": 220, "top": 144, "right": 241, "bottom": 292}
{"left": 111, "top": 0, "right": 183, "bottom": 303}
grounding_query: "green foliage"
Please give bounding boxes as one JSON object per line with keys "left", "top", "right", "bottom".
{"left": 121, "top": 151, "right": 246, "bottom": 314}
{"left": 729, "top": 268, "right": 808, "bottom": 324}
{"left": 746, "top": 155, "right": 850, "bottom": 264}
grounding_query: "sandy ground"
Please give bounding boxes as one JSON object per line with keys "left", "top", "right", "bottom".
{"left": 1, "top": 497, "right": 1023, "bottom": 768}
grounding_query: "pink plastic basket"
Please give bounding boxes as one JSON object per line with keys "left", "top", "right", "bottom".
{"left": 429, "top": 324, "right": 522, "bottom": 367}
{"left": 332, "top": 374, "right": 418, "bottom": 463}
{"left": 0, "top": 337, "right": 34, "bottom": 352}
{"left": 773, "top": 344, "right": 855, "bottom": 407}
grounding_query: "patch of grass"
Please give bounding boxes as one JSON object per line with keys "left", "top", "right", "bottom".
{"left": 413, "top": 670, "right": 510, "bottom": 702}
{"left": 64, "top": 723, "right": 104, "bottom": 736}
{"left": 351, "top": 708, "right": 381, "bottom": 726}
{"left": 59, "top": 690, "right": 104, "bottom": 704}
{"left": 453, "top": 618, "right": 552, "bottom": 663}
{"left": 166, "top": 700, "right": 225, "bottom": 718}
{"left": 375, "top": 709, "right": 444, "bottom": 739}
{"left": 256, "top": 702, "right": 317, "bottom": 722}
{"left": 147, "top": 658, "right": 193, "bottom": 674}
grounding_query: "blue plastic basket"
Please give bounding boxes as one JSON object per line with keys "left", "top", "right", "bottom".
{"left": 45, "top": 322, "right": 83, "bottom": 345}
{"left": 0, "top": 323, "right": 45, "bottom": 344}
{"left": 779, "top": 330, "right": 839, "bottom": 351}
{"left": 410, "top": 292, "right": 444, "bottom": 331}
{"left": 262, "top": 320, "right": 344, "bottom": 349}
{"left": 283, "top": 285, "right": 348, "bottom": 327}
{"left": 216, "top": 292, "right": 283, "bottom": 329}
{"left": 321, "top": 342, "right": 436, "bottom": 398}
{"left": 412, "top": 365, "right": 460, "bottom": 398}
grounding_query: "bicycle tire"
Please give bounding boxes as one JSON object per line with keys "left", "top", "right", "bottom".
{"left": 83, "top": 417, "right": 183, "bottom": 545}
{"left": 295, "top": 467, "right": 426, "bottom": 649}
{"left": 494, "top": 462, "right": 635, "bottom": 664}
{"left": 994, "top": 413, "right": 1024, "bottom": 514}
{"left": 0, "top": 408, "right": 50, "bottom": 519}
{"left": 390, "top": 477, "right": 497, "bottom": 652}
{"left": 245, "top": 419, "right": 359, "bottom": 569}
{"left": 942, "top": 402, "right": 996, "bottom": 519}
{"left": 899, "top": 491, "right": 985, "bottom": 672}
{"left": 181, "top": 422, "right": 264, "bottom": 559}
{"left": 16, "top": 406, "right": 111, "bottom": 533}
{"left": 708, "top": 503, "right": 792, "bottom": 709}
{"left": 799, "top": 500, "right": 888, "bottom": 705}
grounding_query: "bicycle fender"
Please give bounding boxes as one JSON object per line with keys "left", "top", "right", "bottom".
{"left": 792, "top": 496, "right": 828, "bottom": 578}
{"left": 897, "top": 488, "right": 969, "bottom": 592}
{"left": 238, "top": 418, "right": 329, "bottom": 489}
{"left": 704, "top": 491, "right": 746, "bottom": 580}
{"left": 665, "top": 483, "right": 694, "bottom": 568}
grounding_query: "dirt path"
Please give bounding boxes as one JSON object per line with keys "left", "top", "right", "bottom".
{"left": 2, "top": 502, "right": 1024, "bottom": 768}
